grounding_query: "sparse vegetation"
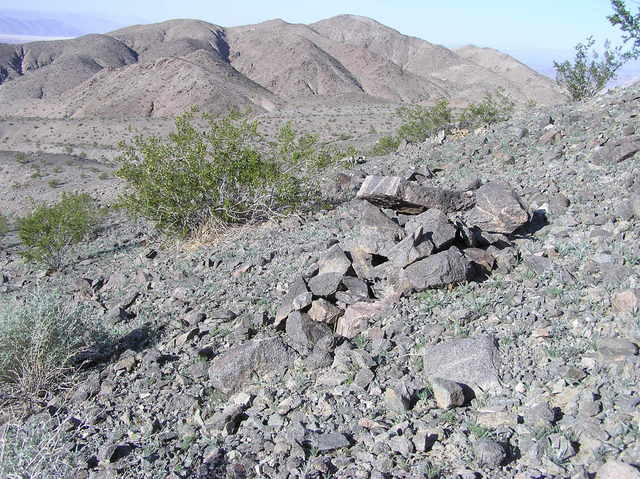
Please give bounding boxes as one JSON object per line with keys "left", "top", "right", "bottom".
{"left": 553, "top": 36, "right": 624, "bottom": 100}
{"left": 0, "top": 214, "right": 9, "bottom": 236}
{"left": 369, "top": 135, "right": 401, "bottom": 156}
{"left": 458, "top": 88, "right": 515, "bottom": 127}
{"left": 116, "top": 109, "right": 338, "bottom": 237}
{"left": 0, "top": 288, "right": 97, "bottom": 397}
{"left": 18, "top": 193, "right": 101, "bottom": 269}
{"left": 609, "top": 0, "right": 640, "bottom": 58}
{"left": 396, "top": 99, "right": 452, "bottom": 143}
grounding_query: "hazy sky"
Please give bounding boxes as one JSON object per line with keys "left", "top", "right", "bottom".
{"left": 6, "top": 1, "right": 640, "bottom": 69}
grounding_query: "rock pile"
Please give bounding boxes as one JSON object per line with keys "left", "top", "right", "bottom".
{"left": 276, "top": 174, "right": 530, "bottom": 341}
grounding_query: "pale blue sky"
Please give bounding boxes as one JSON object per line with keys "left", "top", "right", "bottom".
{"left": 6, "top": 1, "right": 640, "bottom": 73}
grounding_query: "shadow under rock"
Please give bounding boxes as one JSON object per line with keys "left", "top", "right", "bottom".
{"left": 73, "top": 322, "right": 159, "bottom": 369}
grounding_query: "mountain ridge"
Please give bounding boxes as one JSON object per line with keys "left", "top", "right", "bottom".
{"left": 0, "top": 15, "right": 567, "bottom": 118}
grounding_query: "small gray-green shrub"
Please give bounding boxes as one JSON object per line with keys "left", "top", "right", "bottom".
{"left": 458, "top": 88, "right": 515, "bottom": 127}
{"left": 0, "top": 289, "right": 96, "bottom": 397}
{"left": 116, "top": 109, "right": 339, "bottom": 236}
{"left": 396, "top": 99, "right": 452, "bottom": 143}
{"left": 18, "top": 193, "right": 101, "bottom": 269}
{"left": 0, "top": 214, "right": 9, "bottom": 236}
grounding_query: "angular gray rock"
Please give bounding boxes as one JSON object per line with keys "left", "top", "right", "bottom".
{"left": 208, "top": 337, "right": 294, "bottom": 394}
{"left": 275, "top": 277, "right": 309, "bottom": 329}
{"left": 430, "top": 377, "right": 465, "bottom": 409}
{"left": 308, "top": 272, "right": 344, "bottom": 297}
{"left": 318, "top": 244, "right": 352, "bottom": 276}
{"left": 466, "top": 182, "right": 529, "bottom": 234}
{"left": 404, "top": 208, "right": 458, "bottom": 250}
{"left": 308, "top": 298, "right": 342, "bottom": 324}
{"left": 591, "top": 135, "right": 640, "bottom": 164}
{"left": 386, "top": 226, "right": 434, "bottom": 268}
{"left": 473, "top": 438, "right": 506, "bottom": 467}
{"left": 357, "top": 175, "right": 474, "bottom": 214}
{"left": 309, "top": 432, "right": 351, "bottom": 452}
{"left": 422, "top": 335, "right": 501, "bottom": 394}
{"left": 401, "top": 247, "right": 469, "bottom": 291}
{"left": 286, "top": 311, "right": 332, "bottom": 351}
{"left": 357, "top": 202, "right": 404, "bottom": 255}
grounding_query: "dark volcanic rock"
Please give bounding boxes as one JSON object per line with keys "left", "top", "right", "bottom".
{"left": 466, "top": 182, "right": 529, "bottom": 234}
{"left": 400, "top": 247, "right": 469, "bottom": 291}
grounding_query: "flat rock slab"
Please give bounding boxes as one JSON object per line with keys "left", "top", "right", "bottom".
{"left": 422, "top": 335, "right": 501, "bottom": 394}
{"left": 318, "top": 244, "right": 352, "bottom": 276}
{"left": 208, "top": 337, "right": 295, "bottom": 394}
{"left": 308, "top": 432, "right": 351, "bottom": 452}
{"left": 357, "top": 175, "right": 474, "bottom": 214}
{"left": 401, "top": 247, "right": 469, "bottom": 291}
{"left": 591, "top": 135, "right": 640, "bottom": 164}
{"left": 466, "top": 182, "right": 528, "bottom": 234}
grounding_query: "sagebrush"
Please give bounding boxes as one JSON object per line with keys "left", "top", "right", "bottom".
{"left": 0, "top": 289, "right": 96, "bottom": 398}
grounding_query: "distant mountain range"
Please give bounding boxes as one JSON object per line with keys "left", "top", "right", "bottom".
{"left": 0, "top": 9, "right": 128, "bottom": 41}
{"left": 0, "top": 15, "right": 567, "bottom": 118}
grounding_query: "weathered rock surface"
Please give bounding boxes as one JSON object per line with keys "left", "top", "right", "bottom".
{"left": 466, "top": 181, "right": 529, "bottom": 234}
{"left": 401, "top": 247, "right": 469, "bottom": 291}
{"left": 422, "top": 335, "right": 501, "bottom": 394}
{"left": 208, "top": 337, "right": 294, "bottom": 393}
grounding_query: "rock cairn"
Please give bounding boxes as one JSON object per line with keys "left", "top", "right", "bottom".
{"left": 276, "top": 173, "right": 531, "bottom": 343}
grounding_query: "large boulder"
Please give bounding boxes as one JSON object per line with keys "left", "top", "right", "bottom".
{"left": 400, "top": 247, "right": 469, "bottom": 291}
{"left": 208, "top": 337, "right": 294, "bottom": 394}
{"left": 422, "top": 335, "right": 501, "bottom": 395}
{"left": 466, "top": 182, "right": 529, "bottom": 234}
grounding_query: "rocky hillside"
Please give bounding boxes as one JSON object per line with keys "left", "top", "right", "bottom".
{"left": 0, "top": 15, "right": 566, "bottom": 118}
{"left": 1, "top": 81, "right": 639, "bottom": 478}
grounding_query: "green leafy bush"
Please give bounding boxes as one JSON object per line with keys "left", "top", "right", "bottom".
{"left": 609, "top": 0, "right": 640, "bottom": 59}
{"left": 0, "top": 289, "right": 95, "bottom": 397}
{"left": 458, "top": 88, "right": 515, "bottom": 127}
{"left": 369, "top": 135, "right": 401, "bottom": 156}
{"left": 18, "top": 193, "right": 100, "bottom": 269}
{"left": 396, "top": 99, "right": 452, "bottom": 143}
{"left": 116, "top": 110, "right": 333, "bottom": 236}
{"left": 553, "top": 36, "right": 624, "bottom": 101}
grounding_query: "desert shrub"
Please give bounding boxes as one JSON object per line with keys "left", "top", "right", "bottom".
{"left": 458, "top": 88, "right": 515, "bottom": 127}
{"left": 0, "top": 289, "right": 96, "bottom": 397}
{"left": 116, "top": 110, "right": 334, "bottom": 236}
{"left": 609, "top": 0, "right": 640, "bottom": 59}
{"left": 553, "top": 36, "right": 624, "bottom": 101}
{"left": 369, "top": 135, "right": 401, "bottom": 156}
{"left": 0, "top": 415, "right": 82, "bottom": 479}
{"left": 396, "top": 99, "right": 452, "bottom": 143}
{"left": 18, "top": 193, "right": 101, "bottom": 270}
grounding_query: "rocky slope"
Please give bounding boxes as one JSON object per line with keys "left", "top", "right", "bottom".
{"left": 1, "top": 82, "right": 639, "bottom": 479}
{"left": 0, "top": 16, "right": 566, "bottom": 118}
